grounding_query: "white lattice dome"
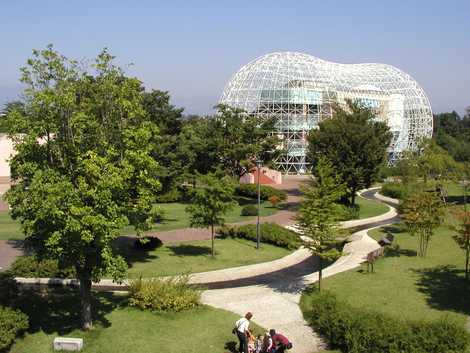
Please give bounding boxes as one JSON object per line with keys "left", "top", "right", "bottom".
{"left": 220, "top": 52, "right": 433, "bottom": 173}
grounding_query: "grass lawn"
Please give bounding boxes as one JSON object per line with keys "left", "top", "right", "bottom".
{"left": 120, "top": 198, "right": 278, "bottom": 235}
{"left": 312, "top": 214, "right": 470, "bottom": 327}
{"left": 355, "top": 195, "right": 389, "bottom": 219}
{"left": 119, "top": 237, "right": 291, "bottom": 278}
{"left": 0, "top": 198, "right": 279, "bottom": 241}
{"left": 8, "top": 290, "right": 264, "bottom": 353}
{"left": 0, "top": 210, "right": 22, "bottom": 240}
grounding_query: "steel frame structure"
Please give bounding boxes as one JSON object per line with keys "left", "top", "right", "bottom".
{"left": 220, "top": 52, "right": 433, "bottom": 174}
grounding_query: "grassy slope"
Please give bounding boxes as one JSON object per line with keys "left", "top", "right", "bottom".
{"left": 122, "top": 237, "right": 291, "bottom": 278}
{"left": 9, "top": 291, "right": 265, "bottom": 353}
{"left": 310, "top": 183, "right": 470, "bottom": 327}
{"left": 0, "top": 198, "right": 279, "bottom": 241}
{"left": 355, "top": 195, "right": 389, "bottom": 219}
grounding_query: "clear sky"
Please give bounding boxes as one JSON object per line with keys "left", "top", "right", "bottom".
{"left": 1, "top": 0, "right": 469, "bottom": 115}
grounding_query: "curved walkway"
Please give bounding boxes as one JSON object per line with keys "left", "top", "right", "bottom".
{"left": 10, "top": 181, "right": 399, "bottom": 353}
{"left": 201, "top": 188, "right": 399, "bottom": 353}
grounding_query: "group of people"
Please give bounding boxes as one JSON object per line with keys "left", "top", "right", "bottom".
{"left": 234, "top": 312, "right": 292, "bottom": 353}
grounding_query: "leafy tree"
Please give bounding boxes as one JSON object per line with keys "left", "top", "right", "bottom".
{"left": 307, "top": 101, "right": 392, "bottom": 206}
{"left": 186, "top": 173, "right": 236, "bottom": 257}
{"left": 395, "top": 139, "right": 460, "bottom": 202}
{"left": 4, "top": 46, "right": 161, "bottom": 330}
{"left": 0, "top": 101, "right": 25, "bottom": 133}
{"left": 451, "top": 209, "right": 470, "bottom": 280}
{"left": 433, "top": 110, "right": 470, "bottom": 162}
{"left": 142, "top": 90, "right": 185, "bottom": 200}
{"left": 400, "top": 190, "right": 445, "bottom": 257}
{"left": 296, "top": 157, "right": 346, "bottom": 291}
{"left": 209, "top": 104, "right": 279, "bottom": 178}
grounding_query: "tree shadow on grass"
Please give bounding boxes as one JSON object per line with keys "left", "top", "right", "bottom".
{"left": 384, "top": 245, "right": 417, "bottom": 257}
{"left": 14, "top": 288, "right": 123, "bottom": 335}
{"left": 413, "top": 265, "right": 470, "bottom": 315}
{"left": 113, "top": 236, "right": 159, "bottom": 269}
{"left": 168, "top": 244, "right": 212, "bottom": 257}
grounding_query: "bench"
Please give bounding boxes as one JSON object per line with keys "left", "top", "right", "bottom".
{"left": 378, "top": 233, "right": 394, "bottom": 247}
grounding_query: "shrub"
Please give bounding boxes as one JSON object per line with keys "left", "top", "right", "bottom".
{"left": 133, "top": 236, "right": 163, "bottom": 251}
{"left": 268, "top": 195, "right": 281, "bottom": 207}
{"left": 0, "top": 306, "right": 29, "bottom": 351}
{"left": 8, "top": 256, "right": 76, "bottom": 279}
{"left": 381, "top": 182, "right": 405, "bottom": 200}
{"left": 218, "top": 223, "right": 301, "bottom": 250}
{"left": 128, "top": 276, "right": 200, "bottom": 312}
{"left": 0, "top": 273, "right": 18, "bottom": 306}
{"left": 241, "top": 205, "right": 258, "bottom": 216}
{"left": 341, "top": 204, "right": 360, "bottom": 220}
{"left": 156, "top": 188, "right": 181, "bottom": 203}
{"left": 302, "top": 291, "right": 470, "bottom": 353}
{"left": 235, "top": 184, "right": 287, "bottom": 202}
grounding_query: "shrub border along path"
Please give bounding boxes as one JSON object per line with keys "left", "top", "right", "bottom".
{"left": 13, "top": 180, "right": 398, "bottom": 353}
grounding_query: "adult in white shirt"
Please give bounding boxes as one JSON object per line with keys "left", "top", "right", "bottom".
{"left": 235, "top": 312, "right": 253, "bottom": 353}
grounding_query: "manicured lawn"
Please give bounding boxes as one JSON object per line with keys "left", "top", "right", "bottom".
{"left": 119, "top": 237, "right": 291, "bottom": 278}
{"left": 120, "top": 198, "right": 278, "bottom": 235}
{"left": 355, "top": 195, "right": 389, "bottom": 219}
{"left": 0, "top": 210, "right": 22, "bottom": 240}
{"left": 0, "top": 198, "right": 280, "bottom": 240}
{"left": 9, "top": 290, "right": 264, "bottom": 353}
{"left": 316, "top": 217, "right": 470, "bottom": 326}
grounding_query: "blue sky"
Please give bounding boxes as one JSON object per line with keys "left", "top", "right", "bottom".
{"left": 1, "top": 0, "right": 469, "bottom": 115}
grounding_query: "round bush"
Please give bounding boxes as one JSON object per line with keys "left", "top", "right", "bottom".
{"left": 241, "top": 205, "right": 258, "bottom": 216}
{"left": 0, "top": 306, "right": 29, "bottom": 351}
{"left": 133, "top": 237, "right": 163, "bottom": 251}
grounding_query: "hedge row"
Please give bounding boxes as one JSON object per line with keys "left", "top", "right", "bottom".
{"left": 128, "top": 276, "right": 200, "bottom": 312}
{"left": 303, "top": 291, "right": 470, "bottom": 353}
{"left": 381, "top": 182, "right": 405, "bottom": 200}
{"left": 218, "top": 223, "right": 301, "bottom": 250}
{"left": 0, "top": 306, "right": 29, "bottom": 351}
{"left": 8, "top": 256, "right": 76, "bottom": 279}
{"left": 235, "top": 184, "right": 287, "bottom": 202}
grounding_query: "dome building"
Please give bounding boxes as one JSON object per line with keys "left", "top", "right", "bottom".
{"left": 220, "top": 52, "right": 433, "bottom": 174}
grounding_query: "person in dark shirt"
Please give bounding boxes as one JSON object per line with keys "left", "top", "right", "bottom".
{"left": 269, "top": 329, "right": 292, "bottom": 352}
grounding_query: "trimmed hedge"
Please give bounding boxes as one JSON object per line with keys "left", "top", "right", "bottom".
{"left": 302, "top": 291, "right": 470, "bottom": 353}
{"left": 241, "top": 205, "right": 258, "bottom": 216}
{"left": 381, "top": 182, "right": 405, "bottom": 200}
{"left": 235, "top": 184, "right": 287, "bottom": 202}
{"left": 8, "top": 256, "right": 76, "bottom": 279}
{"left": 128, "top": 276, "right": 200, "bottom": 312}
{"left": 0, "top": 306, "right": 29, "bottom": 351}
{"left": 218, "top": 223, "right": 301, "bottom": 250}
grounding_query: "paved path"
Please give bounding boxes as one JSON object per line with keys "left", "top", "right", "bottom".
{"left": 201, "top": 188, "right": 398, "bottom": 353}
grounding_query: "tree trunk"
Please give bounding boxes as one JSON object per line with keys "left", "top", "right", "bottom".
{"left": 351, "top": 188, "right": 356, "bottom": 207}
{"left": 211, "top": 224, "right": 214, "bottom": 257}
{"left": 79, "top": 275, "right": 93, "bottom": 331}
{"left": 318, "top": 258, "right": 322, "bottom": 292}
{"left": 465, "top": 247, "right": 469, "bottom": 280}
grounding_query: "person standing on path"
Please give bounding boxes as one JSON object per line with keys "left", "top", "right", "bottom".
{"left": 235, "top": 312, "right": 253, "bottom": 353}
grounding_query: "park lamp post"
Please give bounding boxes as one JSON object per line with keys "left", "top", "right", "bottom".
{"left": 256, "top": 159, "right": 263, "bottom": 250}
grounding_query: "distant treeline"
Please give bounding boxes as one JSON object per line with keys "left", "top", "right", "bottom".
{"left": 433, "top": 108, "right": 470, "bottom": 162}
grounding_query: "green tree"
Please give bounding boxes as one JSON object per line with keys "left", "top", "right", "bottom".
{"left": 307, "top": 101, "right": 392, "bottom": 206}
{"left": 209, "top": 104, "right": 280, "bottom": 178}
{"left": 451, "top": 209, "right": 470, "bottom": 280}
{"left": 186, "top": 173, "right": 235, "bottom": 257}
{"left": 5, "top": 46, "right": 161, "bottom": 330}
{"left": 142, "top": 90, "right": 185, "bottom": 200}
{"left": 297, "top": 157, "right": 346, "bottom": 291}
{"left": 400, "top": 190, "right": 445, "bottom": 257}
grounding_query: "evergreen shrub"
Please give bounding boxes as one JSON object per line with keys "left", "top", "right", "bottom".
{"left": 128, "top": 276, "right": 200, "bottom": 312}
{"left": 302, "top": 291, "right": 470, "bottom": 353}
{"left": 241, "top": 205, "right": 258, "bottom": 216}
{"left": 218, "top": 223, "right": 300, "bottom": 250}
